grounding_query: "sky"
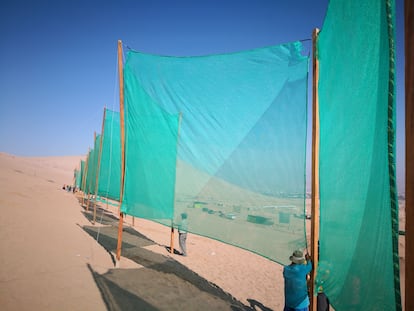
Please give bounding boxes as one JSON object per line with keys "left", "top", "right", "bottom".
{"left": 0, "top": 0, "right": 406, "bottom": 192}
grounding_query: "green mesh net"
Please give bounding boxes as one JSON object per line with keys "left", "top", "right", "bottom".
{"left": 121, "top": 42, "right": 309, "bottom": 264}
{"left": 74, "top": 160, "right": 84, "bottom": 188}
{"left": 82, "top": 149, "right": 92, "bottom": 193}
{"left": 96, "top": 109, "right": 121, "bottom": 201}
{"left": 84, "top": 135, "right": 101, "bottom": 195}
{"left": 317, "top": 0, "right": 401, "bottom": 309}
{"left": 80, "top": 157, "right": 88, "bottom": 192}
{"left": 80, "top": 158, "right": 86, "bottom": 192}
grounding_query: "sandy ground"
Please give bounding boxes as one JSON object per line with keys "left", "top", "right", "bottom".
{"left": 0, "top": 153, "right": 406, "bottom": 310}
{"left": 0, "top": 153, "right": 116, "bottom": 310}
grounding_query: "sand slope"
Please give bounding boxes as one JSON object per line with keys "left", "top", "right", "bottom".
{"left": 0, "top": 153, "right": 116, "bottom": 310}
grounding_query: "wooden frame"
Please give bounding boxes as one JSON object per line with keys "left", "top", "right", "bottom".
{"left": 310, "top": 28, "right": 320, "bottom": 311}
{"left": 405, "top": 1, "right": 413, "bottom": 309}
{"left": 116, "top": 40, "right": 125, "bottom": 262}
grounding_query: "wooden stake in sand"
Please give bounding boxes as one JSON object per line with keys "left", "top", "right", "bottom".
{"left": 170, "top": 112, "right": 183, "bottom": 254}
{"left": 170, "top": 224, "right": 175, "bottom": 254}
{"left": 405, "top": 1, "right": 413, "bottom": 310}
{"left": 310, "top": 28, "right": 320, "bottom": 311}
{"left": 116, "top": 39, "right": 125, "bottom": 263}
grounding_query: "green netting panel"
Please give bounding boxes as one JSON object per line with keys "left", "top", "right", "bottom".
{"left": 84, "top": 149, "right": 93, "bottom": 193}
{"left": 81, "top": 154, "right": 90, "bottom": 192}
{"left": 121, "top": 76, "right": 180, "bottom": 220}
{"left": 317, "top": 0, "right": 400, "bottom": 310}
{"left": 122, "top": 42, "right": 309, "bottom": 264}
{"left": 79, "top": 160, "right": 85, "bottom": 188}
{"left": 75, "top": 160, "right": 85, "bottom": 188}
{"left": 85, "top": 135, "right": 101, "bottom": 195}
{"left": 74, "top": 162, "right": 82, "bottom": 188}
{"left": 80, "top": 156, "right": 88, "bottom": 192}
{"left": 97, "top": 109, "right": 121, "bottom": 201}
{"left": 92, "top": 134, "right": 102, "bottom": 195}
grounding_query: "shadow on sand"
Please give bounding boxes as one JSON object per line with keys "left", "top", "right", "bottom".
{"left": 81, "top": 207, "right": 273, "bottom": 311}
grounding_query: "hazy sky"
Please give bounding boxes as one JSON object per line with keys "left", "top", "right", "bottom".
{"left": 0, "top": 0, "right": 405, "bottom": 191}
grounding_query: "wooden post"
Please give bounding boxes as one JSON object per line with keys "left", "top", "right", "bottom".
{"left": 170, "top": 225, "right": 175, "bottom": 254}
{"left": 310, "top": 28, "right": 320, "bottom": 311}
{"left": 93, "top": 107, "right": 106, "bottom": 225}
{"left": 405, "top": 0, "right": 414, "bottom": 310}
{"left": 170, "top": 112, "right": 183, "bottom": 254}
{"left": 116, "top": 40, "right": 126, "bottom": 263}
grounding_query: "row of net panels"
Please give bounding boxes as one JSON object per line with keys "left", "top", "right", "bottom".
{"left": 77, "top": 110, "right": 121, "bottom": 202}
{"left": 76, "top": 0, "right": 401, "bottom": 308}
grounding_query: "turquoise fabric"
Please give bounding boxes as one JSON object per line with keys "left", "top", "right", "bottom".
{"left": 121, "top": 42, "right": 309, "bottom": 264}
{"left": 317, "top": 0, "right": 401, "bottom": 309}
{"left": 96, "top": 109, "right": 121, "bottom": 201}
